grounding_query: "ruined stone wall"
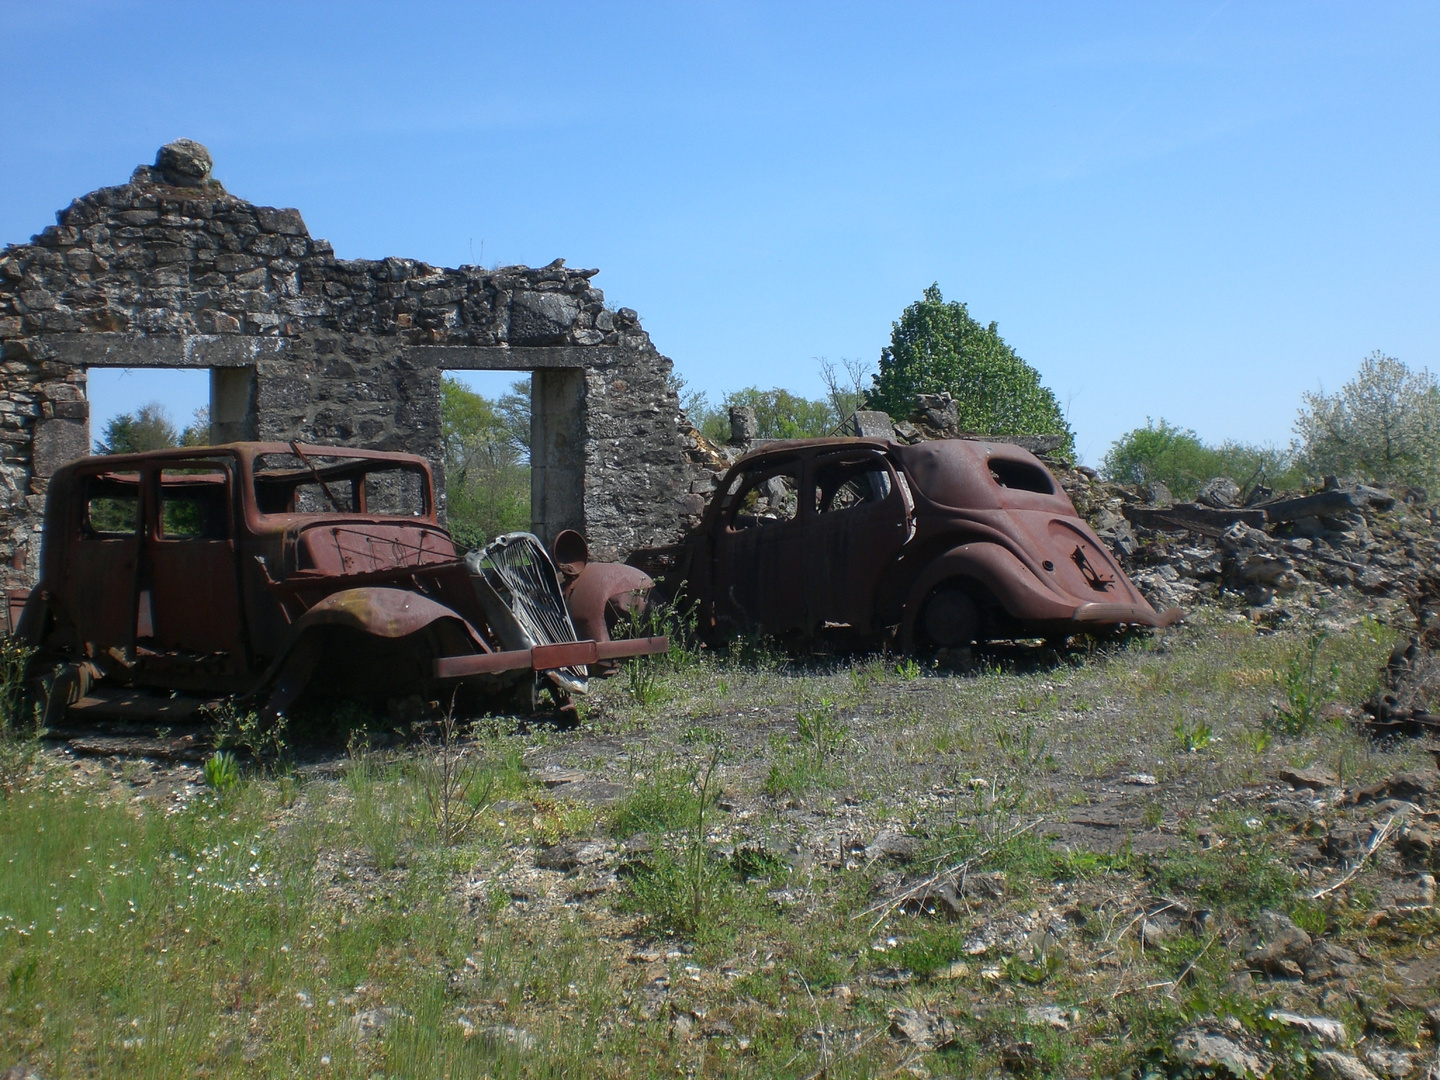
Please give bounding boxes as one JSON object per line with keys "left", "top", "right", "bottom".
{"left": 0, "top": 142, "right": 707, "bottom": 583}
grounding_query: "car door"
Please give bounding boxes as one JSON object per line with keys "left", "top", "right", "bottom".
{"left": 803, "top": 449, "right": 912, "bottom": 632}
{"left": 69, "top": 469, "right": 142, "bottom": 657}
{"left": 140, "top": 459, "right": 247, "bottom": 675}
{"left": 709, "top": 456, "right": 809, "bottom": 636}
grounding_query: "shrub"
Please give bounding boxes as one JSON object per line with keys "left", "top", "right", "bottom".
{"left": 868, "top": 284, "right": 1073, "bottom": 457}
{"left": 1295, "top": 351, "right": 1440, "bottom": 491}
{"left": 1100, "top": 418, "right": 1302, "bottom": 499}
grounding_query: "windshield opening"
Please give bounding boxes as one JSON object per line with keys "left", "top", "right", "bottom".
{"left": 252, "top": 453, "right": 429, "bottom": 518}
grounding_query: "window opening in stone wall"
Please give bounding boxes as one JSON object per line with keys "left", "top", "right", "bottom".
{"left": 87, "top": 368, "right": 211, "bottom": 455}
{"left": 441, "top": 370, "right": 532, "bottom": 550}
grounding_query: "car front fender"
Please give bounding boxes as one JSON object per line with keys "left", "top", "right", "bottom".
{"left": 289, "top": 586, "right": 489, "bottom": 645}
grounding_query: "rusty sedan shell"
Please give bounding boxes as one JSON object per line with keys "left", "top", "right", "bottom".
{"left": 654, "top": 437, "right": 1179, "bottom": 647}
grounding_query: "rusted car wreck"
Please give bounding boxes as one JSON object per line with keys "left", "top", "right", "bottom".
{"left": 634, "top": 437, "right": 1181, "bottom": 648}
{"left": 16, "top": 443, "right": 665, "bottom": 722}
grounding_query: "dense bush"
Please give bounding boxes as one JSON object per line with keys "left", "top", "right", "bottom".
{"left": 868, "top": 284, "right": 1073, "bottom": 457}
{"left": 1295, "top": 351, "right": 1440, "bottom": 491}
{"left": 684, "top": 385, "right": 838, "bottom": 444}
{"left": 1101, "top": 419, "right": 1302, "bottom": 499}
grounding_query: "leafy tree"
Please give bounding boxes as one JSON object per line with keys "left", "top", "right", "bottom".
{"left": 441, "top": 376, "right": 530, "bottom": 550}
{"left": 1101, "top": 419, "right": 1301, "bottom": 499}
{"left": 868, "top": 284, "right": 1073, "bottom": 456}
{"left": 1295, "top": 352, "right": 1440, "bottom": 490}
{"left": 181, "top": 407, "right": 210, "bottom": 447}
{"left": 95, "top": 402, "right": 181, "bottom": 454}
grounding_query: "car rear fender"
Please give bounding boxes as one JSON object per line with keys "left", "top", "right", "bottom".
{"left": 900, "top": 542, "right": 1081, "bottom": 648}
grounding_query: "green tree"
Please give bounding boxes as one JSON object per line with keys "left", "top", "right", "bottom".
{"left": 441, "top": 376, "right": 530, "bottom": 550}
{"left": 868, "top": 284, "right": 1073, "bottom": 456}
{"left": 1295, "top": 352, "right": 1440, "bottom": 490}
{"left": 95, "top": 402, "right": 180, "bottom": 454}
{"left": 96, "top": 403, "right": 209, "bottom": 454}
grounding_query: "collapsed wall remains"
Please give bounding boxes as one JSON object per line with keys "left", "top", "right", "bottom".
{"left": 0, "top": 141, "right": 715, "bottom": 586}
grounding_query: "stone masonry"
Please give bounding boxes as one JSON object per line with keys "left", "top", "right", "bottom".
{"left": 0, "top": 141, "right": 714, "bottom": 585}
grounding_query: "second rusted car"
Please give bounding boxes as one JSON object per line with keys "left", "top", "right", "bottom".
{"left": 633, "top": 437, "right": 1180, "bottom": 648}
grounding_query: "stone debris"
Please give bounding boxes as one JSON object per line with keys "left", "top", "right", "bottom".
{"left": 534, "top": 839, "right": 608, "bottom": 872}
{"left": 1171, "top": 1022, "right": 1272, "bottom": 1078}
{"left": 477, "top": 1024, "right": 537, "bottom": 1052}
{"left": 1280, "top": 765, "right": 1341, "bottom": 790}
{"left": 1313, "top": 1051, "right": 1383, "bottom": 1080}
{"left": 888, "top": 1006, "right": 959, "bottom": 1051}
{"left": 346, "top": 1005, "right": 404, "bottom": 1044}
{"left": 1056, "top": 467, "right": 1439, "bottom": 626}
{"left": 1267, "top": 1011, "right": 1347, "bottom": 1044}
{"left": 1025, "top": 1004, "right": 1073, "bottom": 1029}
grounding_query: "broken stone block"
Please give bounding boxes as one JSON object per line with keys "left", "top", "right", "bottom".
{"left": 1197, "top": 476, "right": 1241, "bottom": 508}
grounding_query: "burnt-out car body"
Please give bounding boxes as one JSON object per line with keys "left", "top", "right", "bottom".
{"left": 633, "top": 437, "right": 1180, "bottom": 648}
{"left": 16, "top": 442, "right": 663, "bottom": 720}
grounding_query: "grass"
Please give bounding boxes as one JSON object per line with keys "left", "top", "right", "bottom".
{"left": 1, "top": 610, "right": 1432, "bottom": 1077}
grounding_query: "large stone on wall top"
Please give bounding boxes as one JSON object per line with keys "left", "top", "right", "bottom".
{"left": 508, "top": 291, "right": 581, "bottom": 346}
{"left": 154, "top": 139, "right": 214, "bottom": 187}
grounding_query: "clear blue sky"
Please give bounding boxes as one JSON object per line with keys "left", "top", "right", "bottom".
{"left": 2, "top": 1, "right": 1435, "bottom": 464}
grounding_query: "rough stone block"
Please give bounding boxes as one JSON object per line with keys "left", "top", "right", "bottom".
{"left": 255, "top": 207, "right": 308, "bottom": 236}
{"left": 32, "top": 416, "right": 88, "bottom": 477}
{"left": 509, "top": 291, "right": 580, "bottom": 346}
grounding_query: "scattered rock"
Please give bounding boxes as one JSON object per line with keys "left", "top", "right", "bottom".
{"left": 1247, "top": 911, "right": 1311, "bottom": 977}
{"left": 1197, "top": 477, "right": 1242, "bottom": 508}
{"left": 889, "top": 1006, "right": 959, "bottom": 1051}
{"left": 1267, "top": 1011, "right": 1347, "bottom": 1044}
{"left": 1171, "top": 1023, "right": 1272, "bottom": 1078}
{"left": 1279, "top": 765, "right": 1339, "bottom": 790}
{"left": 535, "top": 839, "right": 607, "bottom": 872}
{"left": 348, "top": 1006, "right": 403, "bottom": 1044}
{"left": 0, "top": 1067, "right": 46, "bottom": 1080}
{"left": 1362, "top": 1046, "right": 1417, "bottom": 1079}
{"left": 478, "top": 1024, "right": 537, "bottom": 1052}
{"left": 1025, "top": 1005, "right": 1073, "bottom": 1029}
{"left": 1351, "top": 771, "right": 1438, "bottom": 806}
{"left": 1313, "top": 1050, "right": 1382, "bottom": 1080}
{"left": 864, "top": 829, "right": 919, "bottom": 862}
{"left": 1141, "top": 481, "right": 1174, "bottom": 507}
{"left": 536, "top": 766, "right": 589, "bottom": 787}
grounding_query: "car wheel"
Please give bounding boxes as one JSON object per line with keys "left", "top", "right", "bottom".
{"left": 921, "top": 586, "right": 980, "bottom": 648}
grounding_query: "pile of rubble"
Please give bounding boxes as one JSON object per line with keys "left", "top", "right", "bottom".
{"left": 1062, "top": 469, "right": 1440, "bottom": 630}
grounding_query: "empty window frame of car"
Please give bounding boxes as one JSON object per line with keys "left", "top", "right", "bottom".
{"left": 812, "top": 455, "right": 896, "bottom": 514}
{"left": 80, "top": 473, "right": 141, "bottom": 538}
{"left": 724, "top": 462, "right": 801, "bottom": 530}
{"left": 159, "top": 465, "right": 233, "bottom": 540}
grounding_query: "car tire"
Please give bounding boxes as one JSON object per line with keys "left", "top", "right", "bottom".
{"left": 921, "top": 585, "right": 980, "bottom": 648}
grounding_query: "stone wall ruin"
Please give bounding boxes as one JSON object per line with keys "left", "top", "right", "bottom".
{"left": 0, "top": 141, "right": 716, "bottom": 586}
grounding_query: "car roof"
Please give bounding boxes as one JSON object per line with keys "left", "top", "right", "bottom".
{"left": 58, "top": 441, "right": 431, "bottom": 473}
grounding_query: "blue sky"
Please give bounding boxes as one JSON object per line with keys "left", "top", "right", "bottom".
{"left": 2, "top": 1, "right": 1435, "bottom": 464}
